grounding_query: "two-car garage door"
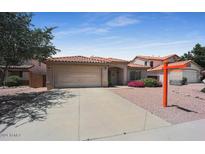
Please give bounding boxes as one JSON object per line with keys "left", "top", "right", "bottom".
{"left": 54, "top": 65, "right": 102, "bottom": 88}
{"left": 183, "top": 70, "right": 199, "bottom": 83}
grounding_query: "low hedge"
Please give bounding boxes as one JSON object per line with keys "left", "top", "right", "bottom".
{"left": 142, "top": 78, "right": 158, "bottom": 87}
{"left": 5, "top": 75, "right": 23, "bottom": 87}
{"left": 128, "top": 78, "right": 162, "bottom": 88}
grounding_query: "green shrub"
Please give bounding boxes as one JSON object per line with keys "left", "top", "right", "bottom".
{"left": 201, "top": 87, "right": 205, "bottom": 93}
{"left": 142, "top": 78, "right": 158, "bottom": 87}
{"left": 182, "top": 77, "right": 187, "bottom": 85}
{"left": 5, "top": 75, "right": 23, "bottom": 87}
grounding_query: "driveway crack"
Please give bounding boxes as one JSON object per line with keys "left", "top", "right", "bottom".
{"left": 78, "top": 90, "right": 81, "bottom": 141}
{"left": 143, "top": 111, "right": 148, "bottom": 130}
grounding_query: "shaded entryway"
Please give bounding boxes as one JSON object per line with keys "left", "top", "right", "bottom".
{"left": 108, "top": 67, "right": 124, "bottom": 86}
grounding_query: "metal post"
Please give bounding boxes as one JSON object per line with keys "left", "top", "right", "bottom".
{"left": 163, "top": 61, "right": 168, "bottom": 107}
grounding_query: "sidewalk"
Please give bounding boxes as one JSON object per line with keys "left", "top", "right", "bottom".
{"left": 97, "top": 119, "right": 205, "bottom": 141}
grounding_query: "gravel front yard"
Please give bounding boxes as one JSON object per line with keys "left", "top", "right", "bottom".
{"left": 0, "top": 86, "right": 47, "bottom": 96}
{"left": 110, "top": 83, "right": 205, "bottom": 124}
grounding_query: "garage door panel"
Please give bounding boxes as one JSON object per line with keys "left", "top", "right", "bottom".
{"left": 56, "top": 75, "right": 100, "bottom": 84}
{"left": 183, "top": 70, "right": 199, "bottom": 83}
{"left": 54, "top": 65, "right": 102, "bottom": 88}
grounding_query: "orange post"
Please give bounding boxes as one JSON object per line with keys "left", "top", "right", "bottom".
{"left": 163, "top": 61, "right": 168, "bottom": 107}
{"left": 162, "top": 61, "right": 187, "bottom": 108}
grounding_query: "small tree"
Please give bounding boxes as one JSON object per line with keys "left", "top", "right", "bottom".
{"left": 0, "top": 13, "right": 59, "bottom": 85}
{"left": 181, "top": 43, "right": 205, "bottom": 68}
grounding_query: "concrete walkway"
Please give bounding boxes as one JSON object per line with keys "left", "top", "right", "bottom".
{"left": 0, "top": 88, "right": 170, "bottom": 141}
{"left": 97, "top": 119, "right": 205, "bottom": 141}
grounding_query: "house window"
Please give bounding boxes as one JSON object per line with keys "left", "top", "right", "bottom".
{"left": 145, "top": 61, "right": 147, "bottom": 66}
{"left": 130, "top": 71, "right": 141, "bottom": 80}
{"left": 150, "top": 61, "right": 153, "bottom": 67}
{"left": 147, "top": 76, "right": 158, "bottom": 80}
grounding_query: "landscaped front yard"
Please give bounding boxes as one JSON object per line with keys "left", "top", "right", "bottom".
{"left": 110, "top": 83, "right": 205, "bottom": 124}
{"left": 1, "top": 84, "right": 205, "bottom": 140}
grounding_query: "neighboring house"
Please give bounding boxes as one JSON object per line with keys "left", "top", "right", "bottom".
{"left": 130, "top": 54, "right": 180, "bottom": 69}
{"left": 45, "top": 54, "right": 203, "bottom": 89}
{"left": 0, "top": 59, "right": 46, "bottom": 88}
{"left": 131, "top": 54, "right": 203, "bottom": 83}
{"left": 148, "top": 60, "right": 203, "bottom": 83}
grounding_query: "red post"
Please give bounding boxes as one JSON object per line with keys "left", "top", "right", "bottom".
{"left": 163, "top": 61, "right": 168, "bottom": 107}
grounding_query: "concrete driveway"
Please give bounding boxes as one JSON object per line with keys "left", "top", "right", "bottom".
{"left": 0, "top": 88, "right": 170, "bottom": 141}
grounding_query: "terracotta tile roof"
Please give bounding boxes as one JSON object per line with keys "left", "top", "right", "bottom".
{"left": 128, "top": 63, "right": 150, "bottom": 69}
{"left": 90, "top": 56, "right": 128, "bottom": 63}
{"left": 148, "top": 60, "right": 192, "bottom": 71}
{"left": 134, "top": 54, "right": 179, "bottom": 61}
{"left": 46, "top": 56, "right": 129, "bottom": 64}
{"left": 46, "top": 56, "right": 110, "bottom": 64}
{"left": 0, "top": 65, "right": 33, "bottom": 69}
{"left": 162, "top": 54, "right": 180, "bottom": 60}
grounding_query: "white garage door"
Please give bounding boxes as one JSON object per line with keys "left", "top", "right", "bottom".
{"left": 54, "top": 65, "right": 102, "bottom": 88}
{"left": 169, "top": 71, "right": 183, "bottom": 81}
{"left": 183, "top": 70, "right": 199, "bottom": 83}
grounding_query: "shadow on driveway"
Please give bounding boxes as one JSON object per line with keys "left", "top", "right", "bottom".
{"left": 0, "top": 89, "right": 76, "bottom": 133}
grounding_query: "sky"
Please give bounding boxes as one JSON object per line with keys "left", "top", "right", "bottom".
{"left": 32, "top": 12, "right": 205, "bottom": 60}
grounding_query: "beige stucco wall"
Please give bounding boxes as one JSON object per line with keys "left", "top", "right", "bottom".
{"left": 22, "top": 72, "right": 29, "bottom": 80}
{"left": 101, "top": 65, "right": 109, "bottom": 87}
{"left": 46, "top": 63, "right": 54, "bottom": 89}
{"left": 26, "top": 59, "right": 46, "bottom": 75}
{"left": 189, "top": 62, "right": 202, "bottom": 71}
{"left": 133, "top": 58, "right": 162, "bottom": 68}
{"left": 46, "top": 63, "right": 108, "bottom": 89}
{"left": 134, "top": 59, "right": 145, "bottom": 65}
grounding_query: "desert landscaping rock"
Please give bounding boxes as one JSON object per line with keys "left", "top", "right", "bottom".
{"left": 0, "top": 86, "right": 47, "bottom": 96}
{"left": 110, "top": 83, "right": 205, "bottom": 124}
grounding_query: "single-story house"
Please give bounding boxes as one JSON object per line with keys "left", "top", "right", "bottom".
{"left": 45, "top": 55, "right": 204, "bottom": 89}
{"left": 45, "top": 56, "right": 149, "bottom": 89}
{"left": 0, "top": 60, "right": 46, "bottom": 88}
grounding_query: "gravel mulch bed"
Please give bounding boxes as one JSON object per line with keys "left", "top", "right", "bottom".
{"left": 0, "top": 86, "right": 47, "bottom": 96}
{"left": 110, "top": 83, "right": 205, "bottom": 124}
